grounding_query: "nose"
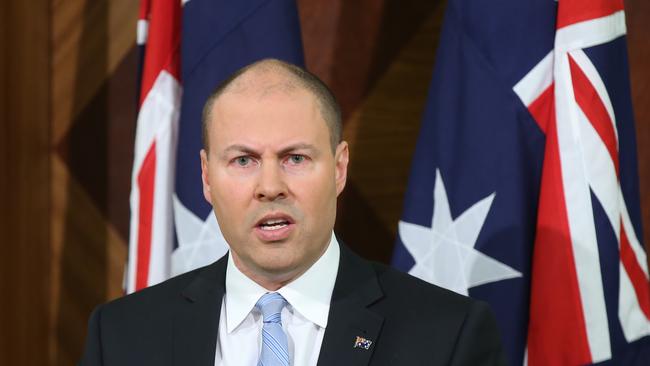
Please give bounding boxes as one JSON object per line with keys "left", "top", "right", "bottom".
{"left": 254, "top": 161, "right": 288, "bottom": 201}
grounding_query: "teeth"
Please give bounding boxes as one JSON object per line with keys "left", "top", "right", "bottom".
{"left": 260, "top": 223, "right": 288, "bottom": 231}
{"left": 263, "top": 219, "right": 286, "bottom": 225}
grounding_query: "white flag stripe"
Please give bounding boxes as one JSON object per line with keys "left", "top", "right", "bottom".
{"left": 619, "top": 262, "right": 650, "bottom": 342}
{"left": 513, "top": 51, "right": 554, "bottom": 107}
{"left": 555, "top": 52, "right": 611, "bottom": 362}
{"left": 127, "top": 181, "right": 140, "bottom": 292}
{"left": 127, "top": 71, "right": 181, "bottom": 293}
{"left": 147, "top": 103, "right": 178, "bottom": 287}
{"left": 555, "top": 11, "right": 627, "bottom": 53}
{"left": 569, "top": 49, "right": 618, "bottom": 147}
{"left": 575, "top": 104, "right": 620, "bottom": 240}
{"left": 137, "top": 19, "right": 149, "bottom": 46}
{"left": 132, "top": 71, "right": 181, "bottom": 173}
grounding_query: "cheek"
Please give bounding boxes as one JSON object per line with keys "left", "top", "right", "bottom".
{"left": 213, "top": 167, "right": 256, "bottom": 194}
{"left": 291, "top": 170, "right": 337, "bottom": 211}
{"left": 210, "top": 174, "right": 253, "bottom": 217}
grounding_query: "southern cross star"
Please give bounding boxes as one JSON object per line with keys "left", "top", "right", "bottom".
{"left": 399, "top": 169, "right": 522, "bottom": 295}
{"left": 172, "top": 195, "right": 229, "bottom": 276}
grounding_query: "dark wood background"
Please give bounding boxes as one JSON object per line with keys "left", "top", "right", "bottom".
{"left": 1, "top": 0, "right": 648, "bottom": 364}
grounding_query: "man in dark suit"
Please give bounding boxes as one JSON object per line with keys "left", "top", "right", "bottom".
{"left": 80, "top": 59, "right": 507, "bottom": 365}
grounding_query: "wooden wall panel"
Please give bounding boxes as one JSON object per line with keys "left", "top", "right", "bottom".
{"left": 52, "top": 0, "right": 137, "bottom": 144}
{"left": 338, "top": 8, "right": 445, "bottom": 262}
{"left": 0, "top": 1, "right": 51, "bottom": 365}
{"left": 50, "top": 0, "right": 137, "bottom": 364}
{"left": 299, "top": 0, "right": 445, "bottom": 261}
{"left": 627, "top": 0, "right": 650, "bottom": 251}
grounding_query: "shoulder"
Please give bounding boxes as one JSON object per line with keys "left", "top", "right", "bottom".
{"left": 92, "top": 259, "right": 223, "bottom": 329}
{"left": 336, "top": 243, "right": 478, "bottom": 316}
{"left": 369, "top": 260, "right": 475, "bottom": 310}
{"left": 365, "top": 260, "right": 498, "bottom": 340}
{"left": 103, "top": 266, "right": 200, "bottom": 309}
{"left": 79, "top": 258, "right": 228, "bottom": 365}
{"left": 361, "top": 261, "right": 506, "bottom": 364}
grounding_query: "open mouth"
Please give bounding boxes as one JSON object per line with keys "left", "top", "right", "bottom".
{"left": 258, "top": 218, "right": 291, "bottom": 231}
{"left": 254, "top": 213, "right": 295, "bottom": 241}
{"left": 255, "top": 213, "right": 295, "bottom": 230}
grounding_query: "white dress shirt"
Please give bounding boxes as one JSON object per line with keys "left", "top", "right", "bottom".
{"left": 214, "top": 234, "right": 340, "bottom": 366}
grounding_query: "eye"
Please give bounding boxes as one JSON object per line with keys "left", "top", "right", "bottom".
{"left": 234, "top": 156, "right": 252, "bottom": 167}
{"left": 287, "top": 155, "right": 305, "bottom": 164}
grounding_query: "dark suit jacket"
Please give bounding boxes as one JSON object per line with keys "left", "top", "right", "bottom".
{"left": 80, "top": 244, "right": 507, "bottom": 365}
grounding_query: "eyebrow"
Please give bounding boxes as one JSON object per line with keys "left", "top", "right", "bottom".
{"left": 278, "top": 143, "right": 319, "bottom": 156}
{"left": 221, "top": 144, "right": 259, "bottom": 157}
{"left": 220, "top": 143, "right": 319, "bottom": 158}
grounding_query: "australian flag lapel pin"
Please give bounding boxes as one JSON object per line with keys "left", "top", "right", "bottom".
{"left": 353, "top": 336, "right": 372, "bottom": 350}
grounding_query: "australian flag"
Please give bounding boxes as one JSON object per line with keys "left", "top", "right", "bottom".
{"left": 391, "top": 0, "right": 650, "bottom": 364}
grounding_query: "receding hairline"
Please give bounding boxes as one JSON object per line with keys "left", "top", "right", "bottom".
{"left": 217, "top": 60, "right": 303, "bottom": 96}
{"left": 201, "top": 59, "right": 342, "bottom": 153}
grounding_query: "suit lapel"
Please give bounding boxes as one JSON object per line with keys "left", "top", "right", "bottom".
{"left": 317, "top": 244, "right": 384, "bottom": 366}
{"left": 172, "top": 254, "right": 228, "bottom": 366}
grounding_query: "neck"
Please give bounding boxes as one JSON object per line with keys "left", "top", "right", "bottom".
{"left": 230, "top": 241, "right": 331, "bottom": 291}
{"left": 230, "top": 255, "right": 309, "bottom": 291}
{"left": 248, "top": 272, "right": 300, "bottom": 291}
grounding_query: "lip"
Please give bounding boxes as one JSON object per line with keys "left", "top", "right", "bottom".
{"left": 253, "top": 212, "right": 296, "bottom": 242}
{"left": 254, "top": 212, "right": 295, "bottom": 227}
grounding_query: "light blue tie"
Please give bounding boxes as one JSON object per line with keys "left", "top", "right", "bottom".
{"left": 256, "top": 292, "right": 290, "bottom": 366}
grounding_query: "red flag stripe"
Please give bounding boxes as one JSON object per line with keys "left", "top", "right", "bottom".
{"left": 527, "top": 88, "right": 593, "bottom": 365}
{"left": 619, "top": 220, "right": 650, "bottom": 319}
{"left": 557, "top": 0, "right": 624, "bottom": 29}
{"left": 527, "top": 84, "right": 553, "bottom": 135}
{"left": 568, "top": 55, "right": 619, "bottom": 177}
{"left": 139, "top": 0, "right": 181, "bottom": 106}
{"left": 139, "top": 0, "right": 151, "bottom": 22}
{"left": 135, "top": 142, "right": 157, "bottom": 291}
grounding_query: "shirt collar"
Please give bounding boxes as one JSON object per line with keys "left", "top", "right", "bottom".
{"left": 224, "top": 233, "right": 340, "bottom": 333}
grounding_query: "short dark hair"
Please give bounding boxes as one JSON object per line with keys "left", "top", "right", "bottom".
{"left": 201, "top": 59, "right": 342, "bottom": 153}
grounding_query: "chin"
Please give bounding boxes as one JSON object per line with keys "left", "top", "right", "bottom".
{"left": 256, "top": 256, "right": 296, "bottom": 272}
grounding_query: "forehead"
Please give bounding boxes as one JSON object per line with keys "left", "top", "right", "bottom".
{"left": 208, "top": 84, "right": 328, "bottom": 150}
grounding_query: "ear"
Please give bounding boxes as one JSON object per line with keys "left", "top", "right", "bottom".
{"left": 334, "top": 141, "right": 349, "bottom": 196}
{"left": 200, "top": 149, "right": 213, "bottom": 204}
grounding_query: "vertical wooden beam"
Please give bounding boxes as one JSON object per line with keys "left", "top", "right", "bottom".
{"left": 0, "top": 1, "right": 51, "bottom": 365}
{"left": 626, "top": 0, "right": 650, "bottom": 252}
{"left": 49, "top": 0, "right": 136, "bottom": 362}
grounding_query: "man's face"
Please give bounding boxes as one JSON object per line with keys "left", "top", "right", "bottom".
{"left": 200, "top": 81, "right": 348, "bottom": 287}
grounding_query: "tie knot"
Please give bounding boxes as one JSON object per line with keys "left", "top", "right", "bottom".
{"left": 255, "top": 292, "right": 287, "bottom": 323}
